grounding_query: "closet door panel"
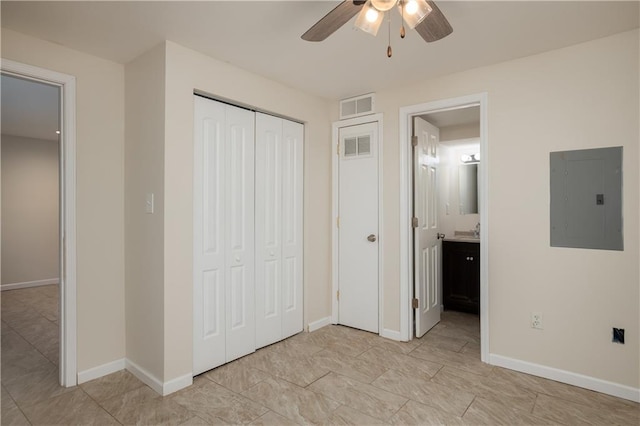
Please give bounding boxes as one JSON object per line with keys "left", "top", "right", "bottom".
{"left": 281, "top": 120, "right": 304, "bottom": 338}
{"left": 195, "top": 96, "right": 303, "bottom": 374}
{"left": 193, "top": 96, "right": 226, "bottom": 375}
{"left": 224, "top": 105, "right": 256, "bottom": 362}
{"left": 255, "top": 113, "right": 283, "bottom": 348}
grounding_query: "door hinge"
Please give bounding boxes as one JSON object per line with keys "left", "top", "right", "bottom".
{"left": 412, "top": 298, "right": 419, "bottom": 309}
{"left": 337, "top": 290, "right": 340, "bottom": 301}
{"left": 411, "top": 136, "right": 418, "bottom": 147}
{"left": 337, "top": 143, "right": 340, "bottom": 156}
{"left": 337, "top": 216, "right": 340, "bottom": 228}
{"left": 61, "top": 236, "right": 66, "bottom": 278}
{"left": 412, "top": 217, "right": 419, "bottom": 228}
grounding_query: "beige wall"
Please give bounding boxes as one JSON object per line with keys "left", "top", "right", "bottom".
{"left": 124, "top": 44, "right": 166, "bottom": 380}
{"left": 1, "top": 29, "right": 126, "bottom": 372}
{"left": 162, "top": 41, "right": 332, "bottom": 381}
{"left": 345, "top": 29, "right": 638, "bottom": 388}
{"left": 1, "top": 134, "right": 59, "bottom": 285}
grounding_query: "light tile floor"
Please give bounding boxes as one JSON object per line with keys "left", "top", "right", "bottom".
{"left": 2, "top": 285, "right": 639, "bottom": 425}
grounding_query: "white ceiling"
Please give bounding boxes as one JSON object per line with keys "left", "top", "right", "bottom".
{"left": 1, "top": 1, "right": 638, "bottom": 101}
{"left": 421, "top": 104, "right": 479, "bottom": 128}
{"left": 1, "top": 74, "right": 60, "bottom": 141}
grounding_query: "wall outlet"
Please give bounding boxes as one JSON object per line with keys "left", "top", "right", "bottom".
{"left": 531, "top": 312, "right": 543, "bottom": 329}
{"left": 613, "top": 328, "right": 625, "bottom": 344}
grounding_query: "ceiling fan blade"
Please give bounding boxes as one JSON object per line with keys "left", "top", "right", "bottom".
{"left": 301, "top": 1, "right": 366, "bottom": 42}
{"left": 415, "top": 1, "right": 453, "bottom": 43}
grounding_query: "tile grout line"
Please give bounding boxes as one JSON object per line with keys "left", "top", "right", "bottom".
{"left": 429, "top": 363, "right": 446, "bottom": 381}
{"left": 2, "top": 383, "right": 34, "bottom": 426}
{"left": 234, "top": 376, "right": 304, "bottom": 426}
{"left": 531, "top": 392, "right": 540, "bottom": 414}
{"left": 388, "top": 398, "right": 411, "bottom": 420}
{"left": 3, "top": 293, "right": 60, "bottom": 366}
{"left": 368, "top": 373, "right": 466, "bottom": 422}
{"left": 78, "top": 385, "right": 125, "bottom": 425}
{"left": 459, "top": 395, "right": 476, "bottom": 419}
{"left": 457, "top": 340, "right": 471, "bottom": 353}
{"left": 302, "top": 370, "right": 332, "bottom": 389}
{"left": 304, "top": 372, "right": 410, "bottom": 423}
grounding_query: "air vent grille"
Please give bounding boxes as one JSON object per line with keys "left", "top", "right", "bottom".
{"left": 340, "top": 93, "right": 375, "bottom": 119}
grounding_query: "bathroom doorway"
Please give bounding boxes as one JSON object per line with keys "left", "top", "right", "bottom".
{"left": 399, "top": 93, "right": 488, "bottom": 363}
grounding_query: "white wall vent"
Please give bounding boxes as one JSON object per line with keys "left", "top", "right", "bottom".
{"left": 339, "top": 93, "right": 376, "bottom": 120}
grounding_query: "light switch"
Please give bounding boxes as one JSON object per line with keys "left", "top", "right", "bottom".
{"left": 145, "top": 193, "right": 154, "bottom": 214}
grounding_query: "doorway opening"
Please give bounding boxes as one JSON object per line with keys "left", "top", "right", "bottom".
{"left": 399, "top": 93, "right": 488, "bottom": 362}
{"left": 1, "top": 60, "right": 77, "bottom": 386}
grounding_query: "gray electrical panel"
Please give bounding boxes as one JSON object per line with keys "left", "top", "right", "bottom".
{"left": 550, "top": 147, "right": 623, "bottom": 250}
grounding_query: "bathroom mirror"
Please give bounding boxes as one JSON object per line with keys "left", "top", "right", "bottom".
{"left": 459, "top": 164, "right": 478, "bottom": 215}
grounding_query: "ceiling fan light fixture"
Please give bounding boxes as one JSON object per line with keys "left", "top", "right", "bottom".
{"left": 355, "top": 1, "right": 384, "bottom": 36}
{"left": 371, "top": 0, "right": 397, "bottom": 12}
{"left": 366, "top": 8, "right": 379, "bottom": 22}
{"left": 399, "top": 0, "right": 432, "bottom": 29}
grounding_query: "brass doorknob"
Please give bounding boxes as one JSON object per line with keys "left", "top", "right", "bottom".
{"left": 367, "top": 234, "right": 377, "bottom": 242}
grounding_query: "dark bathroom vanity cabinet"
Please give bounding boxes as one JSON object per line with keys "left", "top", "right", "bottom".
{"left": 443, "top": 240, "right": 480, "bottom": 314}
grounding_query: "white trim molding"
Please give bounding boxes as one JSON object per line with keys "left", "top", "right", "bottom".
{"left": 307, "top": 316, "right": 332, "bottom": 333}
{"left": 125, "top": 359, "right": 164, "bottom": 395}
{"left": 162, "top": 373, "right": 193, "bottom": 396}
{"left": 331, "top": 114, "right": 384, "bottom": 335}
{"left": 77, "top": 359, "right": 125, "bottom": 384}
{"left": 125, "top": 359, "right": 192, "bottom": 396}
{"left": 380, "top": 328, "right": 403, "bottom": 341}
{"left": 80, "top": 358, "right": 192, "bottom": 396}
{"left": 1, "top": 59, "right": 78, "bottom": 388}
{"left": 490, "top": 354, "right": 640, "bottom": 403}
{"left": 398, "top": 93, "right": 489, "bottom": 363}
{"left": 1, "top": 278, "right": 59, "bottom": 291}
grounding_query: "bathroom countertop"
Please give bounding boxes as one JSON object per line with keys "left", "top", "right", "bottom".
{"left": 443, "top": 231, "right": 480, "bottom": 243}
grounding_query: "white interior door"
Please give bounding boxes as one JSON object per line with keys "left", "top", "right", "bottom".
{"left": 338, "top": 122, "right": 379, "bottom": 333}
{"left": 193, "top": 96, "right": 255, "bottom": 375}
{"left": 280, "top": 119, "right": 304, "bottom": 339}
{"left": 224, "top": 104, "right": 255, "bottom": 363}
{"left": 414, "top": 117, "right": 441, "bottom": 338}
{"left": 194, "top": 97, "right": 226, "bottom": 375}
{"left": 254, "top": 113, "right": 304, "bottom": 348}
{"left": 255, "top": 113, "right": 283, "bottom": 348}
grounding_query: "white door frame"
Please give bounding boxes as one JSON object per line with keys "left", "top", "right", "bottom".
{"left": 332, "top": 114, "right": 388, "bottom": 337}
{"left": 1, "top": 59, "right": 77, "bottom": 386}
{"left": 399, "top": 93, "right": 489, "bottom": 362}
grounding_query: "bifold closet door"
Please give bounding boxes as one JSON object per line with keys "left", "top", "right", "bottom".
{"left": 193, "top": 96, "right": 255, "bottom": 376}
{"left": 255, "top": 113, "right": 304, "bottom": 349}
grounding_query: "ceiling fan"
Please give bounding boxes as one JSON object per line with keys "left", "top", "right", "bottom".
{"left": 301, "top": 0, "right": 452, "bottom": 56}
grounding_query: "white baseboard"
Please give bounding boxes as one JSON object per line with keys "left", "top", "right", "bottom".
{"left": 489, "top": 354, "right": 640, "bottom": 403}
{"left": 1, "top": 278, "right": 59, "bottom": 291}
{"left": 308, "top": 316, "right": 331, "bottom": 332}
{"left": 380, "top": 328, "right": 403, "bottom": 341}
{"left": 163, "top": 373, "right": 193, "bottom": 395}
{"left": 125, "top": 359, "right": 164, "bottom": 395}
{"left": 124, "top": 359, "right": 192, "bottom": 396}
{"left": 77, "top": 358, "right": 125, "bottom": 384}
{"left": 78, "top": 358, "right": 192, "bottom": 396}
